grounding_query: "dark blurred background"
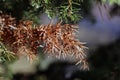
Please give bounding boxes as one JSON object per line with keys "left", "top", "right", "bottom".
{"left": 0, "top": 0, "right": 120, "bottom": 80}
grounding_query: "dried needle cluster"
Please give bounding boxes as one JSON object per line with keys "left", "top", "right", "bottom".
{"left": 0, "top": 13, "right": 88, "bottom": 69}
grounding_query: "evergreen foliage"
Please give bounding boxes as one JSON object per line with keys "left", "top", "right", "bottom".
{"left": 0, "top": 0, "right": 120, "bottom": 80}
{"left": 0, "top": 42, "right": 17, "bottom": 64}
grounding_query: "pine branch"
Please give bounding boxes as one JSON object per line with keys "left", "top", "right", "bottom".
{"left": 30, "top": 0, "right": 82, "bottom": 23}
{"left": 0, "top": 13, "right": 88, "bottom": 69}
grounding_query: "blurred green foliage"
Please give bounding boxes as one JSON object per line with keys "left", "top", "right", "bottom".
{"left": 0, "top": 0, "right": 119, "bottom": 24}
{"left": 0, "top": 0, "right": 83, "bottom": 24}
{"left": 30, "top": 0, "right": 83, "bottom": 23}
{"left": 0, "top": 42, "right": 17, "bottom": 64}
{"left": 102, "top": 0, "right": 120, "bottom": 5}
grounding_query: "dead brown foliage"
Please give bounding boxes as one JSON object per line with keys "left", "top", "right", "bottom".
{"left": 0, "top": 13, "right": 88, "bottom": 69}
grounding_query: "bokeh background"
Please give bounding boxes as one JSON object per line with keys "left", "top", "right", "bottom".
{"left": 0, "top": 0, "right": 120, "bottom": 80}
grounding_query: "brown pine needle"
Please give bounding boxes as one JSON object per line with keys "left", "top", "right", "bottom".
{"left": 0, "top": 13, "right": 88, "bottom": 69}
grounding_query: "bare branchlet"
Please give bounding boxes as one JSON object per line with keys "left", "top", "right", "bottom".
{"left": 0, "top": 13, "right": 88, "bottom": 69}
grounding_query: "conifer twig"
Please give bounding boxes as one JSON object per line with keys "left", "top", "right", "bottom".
{"left": 0, "top": 13, "right": 88, "bottom": 69}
